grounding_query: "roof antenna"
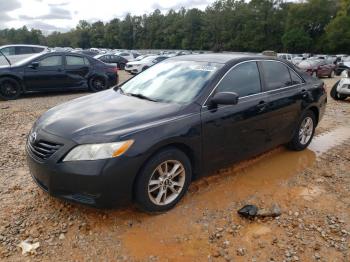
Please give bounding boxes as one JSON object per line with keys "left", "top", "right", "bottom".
{"left": 0, "top": 49, "right": 11, "bottom": 66}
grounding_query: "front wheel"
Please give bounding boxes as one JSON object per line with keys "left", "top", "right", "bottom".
{"left": 0, "top": 77, "right": 21, "bottom": 100}
{"left": 134, "top": 148, "right": 192, "bottom": 212}
{"left": 287, "top": 111, "right": 316, "bottom": 151}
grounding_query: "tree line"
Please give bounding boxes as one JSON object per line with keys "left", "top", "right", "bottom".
{"left": 1, "top": 0, "right": 350, "bottom": 54}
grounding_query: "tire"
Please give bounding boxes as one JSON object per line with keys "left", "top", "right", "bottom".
{"left": 328, "top": 70, "right": 335, "bottom": 78}
{"left": 330, "top": 80, "right": 347, "bottom": 100}
{"left": 287, "top": 110, "right": 316, "bottom": 151}
{"left": 134, "top": 147, "right": 192, "bottom": 212}
{"left": 0, "top": 77, "right": 21, "bottom": 100}
{"left": 88, "top": 76, "right": 108, "bottom": 92}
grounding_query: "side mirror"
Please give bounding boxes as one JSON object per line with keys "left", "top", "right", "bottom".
{"left": 29, "top": 61, "right": 39, "bottom": 69}
{"left": 210, "top": 92, "right": 239, "bottom": 106}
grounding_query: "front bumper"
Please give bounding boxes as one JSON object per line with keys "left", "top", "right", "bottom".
{"left": 26, "top": 129, "right": 141, "bottom": 208}
{"left": 125, "top": 66, "right": 141, "bottom": 74}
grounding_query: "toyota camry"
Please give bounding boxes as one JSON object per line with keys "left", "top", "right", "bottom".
{"left": 26, "top": 54, "right": 327, "bottom": 212}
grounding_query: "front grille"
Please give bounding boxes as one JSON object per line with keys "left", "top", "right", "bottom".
{"left": 28, "top": 140, "right": 61, "bottom": 160}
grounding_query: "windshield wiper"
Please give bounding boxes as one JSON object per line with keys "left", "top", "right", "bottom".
{"left": 126, "top": 93, "right": 158, "bottom": 102}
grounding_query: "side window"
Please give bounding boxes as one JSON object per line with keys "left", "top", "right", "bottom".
{"left": 261, "top": 61, "right": 292, "bottom": 91}
{"left": 66, "top": 56, "right": 85, "bottom": 66}
{"left": 1, "top": 47, "right": 15, "bottom": 56}
{"left": 83, "top": 57, "right": 90, "bottom": 65}
{"left": 289, "top": 70, "right": 303, "bottom": 85}
{"left": 15, "top": 46, "right": 33, "bottom": 55}
{"left": 120, "top": 53, "right": 128, "bottom": 57}
{"left": 32, "top": 47, "right": 44, "bottom": 53}
{"left": 38, "top": 56, "right": 62, "bottom": 67}
{"left": 216, "top": 62, "right": 261, "bottom": 97}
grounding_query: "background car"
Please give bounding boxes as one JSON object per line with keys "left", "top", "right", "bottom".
{"left": 125, "top": 55, "right": 168, "bottom": 74}
{"left": 335, "top": 57, "right": 350, "bottom": 75}
{"left": 0, "top": 52, "right": 118, "bottom": 100}
{"left": 0, "top": 44, "right": 49, "bottom": 65}
{"left": 94, "top": 54, "right": 128, "bottom": 69}
{"left": 114, "top": 51, "right": 140, "bottom": 62}
{"left": 298, "top": 59, "right": 335, "bottom": 78}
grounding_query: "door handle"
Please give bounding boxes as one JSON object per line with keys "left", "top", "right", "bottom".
{"left": 301, "top": 89, "right": 308, "bottom": 98}
{"left": 256, "top": 101, "right": 267, "bottom": 112}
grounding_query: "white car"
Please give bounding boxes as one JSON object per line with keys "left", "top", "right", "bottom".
{"left": 124, "top": 55, "right": 168, "bottom": 74}
{"left": 277, "top": 53, "right": 293, "bottom": 62}
{"left": 114, "top": 51, "right": 140, "bottom": 62}
{"left": 330, "top": 70, "right": 350, "bottom": 100}
{"left": 0, "top": 44, "right": 49, "bottom": 65}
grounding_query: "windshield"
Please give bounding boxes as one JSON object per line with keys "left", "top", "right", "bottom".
{"left": 119, "top": 60, "right": 223, "bottom": 104}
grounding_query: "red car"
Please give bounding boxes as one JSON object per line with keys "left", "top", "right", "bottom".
{"left": 298, "top": 59, "right": 335, "bottom": 78}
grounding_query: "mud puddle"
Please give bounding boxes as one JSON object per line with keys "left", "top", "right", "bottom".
{"left": 120, "top": 127, "right": 350, "bottom": 261}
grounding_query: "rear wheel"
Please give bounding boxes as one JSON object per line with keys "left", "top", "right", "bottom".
{"left": 0, "top": 77, "right": 21, "bottom": 100}
{"left": 89, "top": 76, "right": 107, "bottom": 92}
{"left": 287, "top": 111, "right": 316, "bottom": 151}
{"left": 134, "top": 148, "right": 192, "bottom": 212}
{"left": 330, "top": 80, "right": 347, "bottom": 100}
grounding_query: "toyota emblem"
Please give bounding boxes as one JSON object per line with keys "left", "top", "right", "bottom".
{"left": 29, "top": 132, "right": 37, "bottom": 144}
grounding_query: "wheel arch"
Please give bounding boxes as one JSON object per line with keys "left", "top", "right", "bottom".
{"left": 306, "top": 106, "right": 319, "bottom": 126}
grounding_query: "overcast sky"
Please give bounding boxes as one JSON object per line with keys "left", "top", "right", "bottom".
{"left": 0, "top": 0, "right": 215, "bottom": 33}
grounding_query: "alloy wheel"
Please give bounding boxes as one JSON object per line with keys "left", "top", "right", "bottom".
{"left": 299, "top": 116, "right": 313, "bottom": 145}
{"left": 148, "top": 160, "right": 186, "bottom": 206}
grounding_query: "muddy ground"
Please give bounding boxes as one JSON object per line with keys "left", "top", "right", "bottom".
{"left": 0, "top": 72, "right": 349, "bottom": 262}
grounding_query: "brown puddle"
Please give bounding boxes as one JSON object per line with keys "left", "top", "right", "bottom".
{"left": 119, "top": 127, "right": 350, "bottom": 261}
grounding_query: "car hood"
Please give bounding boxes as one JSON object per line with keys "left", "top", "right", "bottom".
{"left": 35, "top": 89, "right": 184, "bottom": 142}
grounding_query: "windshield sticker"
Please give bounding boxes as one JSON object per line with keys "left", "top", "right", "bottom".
{"left": 190, "top": 65, "right": 217, "bottom": 71}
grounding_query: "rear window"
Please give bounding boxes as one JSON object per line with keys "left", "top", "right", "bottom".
{"left": 66, "top": 56, "right": 86, "bottom": 66}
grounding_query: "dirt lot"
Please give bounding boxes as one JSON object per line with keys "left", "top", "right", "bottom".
{"left": 0, "top": 71, "right": 349, "bottom": 262}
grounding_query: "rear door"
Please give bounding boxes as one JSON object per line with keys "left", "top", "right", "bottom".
{"left": 201, "top": 61, "right": 271, "bottom": 173}
{"left": 259, "top": 60, "right": 305, "bottom": 147}
{"left": 24, "top": 54, "right": 66, "bottom": 91}
{"left": 64, "top": 55, "right": 90, "bottom": 88}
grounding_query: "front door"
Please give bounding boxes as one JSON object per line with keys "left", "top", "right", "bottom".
{"left": 24, "top": 55, "right": 66, "bottom": 91}
{"left": 201, "top": 61, "right": 271, "bottom": 173}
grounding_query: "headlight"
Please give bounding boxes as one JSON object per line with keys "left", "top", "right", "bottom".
{"left": 63, "top": 140, "right": 134, "bottom": 162}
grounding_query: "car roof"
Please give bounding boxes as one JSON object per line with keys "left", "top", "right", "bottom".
{"left": 0, "top": 44, "right": 48, "bottom": 49}
{"left": 168, "top": 53, "right": 276, "bottom": 64}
